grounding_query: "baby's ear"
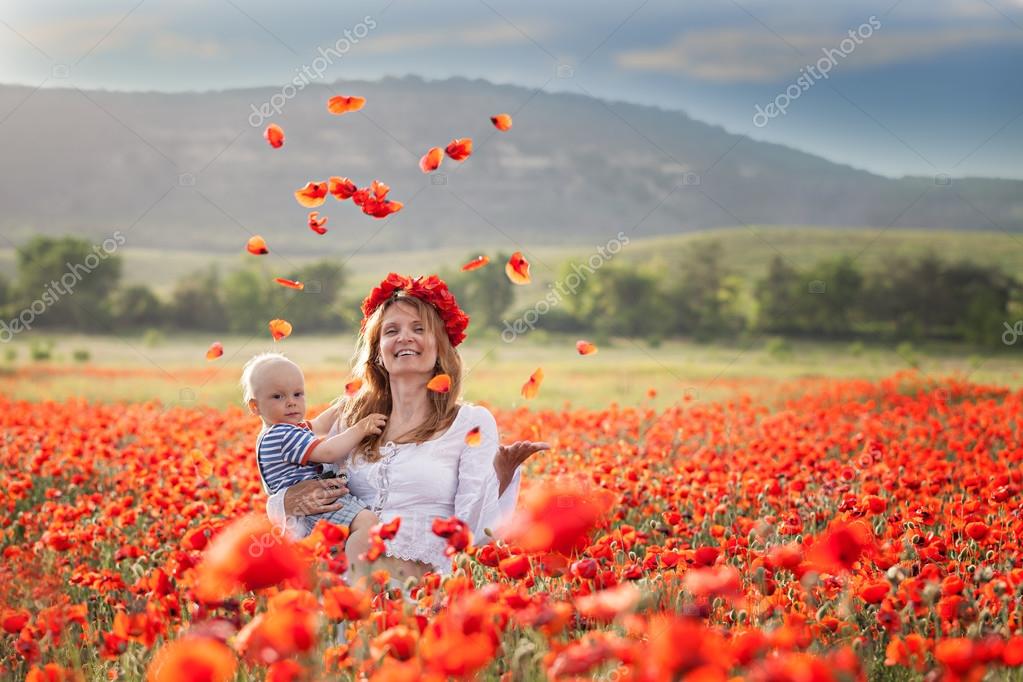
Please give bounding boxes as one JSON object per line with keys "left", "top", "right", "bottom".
{"left": 247, "top": 398, "right": 259, "bottom": 416}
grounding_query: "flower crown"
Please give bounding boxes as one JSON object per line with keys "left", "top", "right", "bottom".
{"left": 360, "top": 273, "right": 470, "bottom": 347}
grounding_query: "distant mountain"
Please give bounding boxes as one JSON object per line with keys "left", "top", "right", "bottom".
{"left": 0, "top": 75, "right": 1020, "bottom": 256}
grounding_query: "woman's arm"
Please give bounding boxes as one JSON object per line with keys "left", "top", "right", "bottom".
{"left": 495, "top": 441, "right": 549, "bottom": 496}
{"left": 265, "top": 477, "right": 350, "bottom": 535}
{"left": 454, "top": 407, "right": 512, "bottom": 544}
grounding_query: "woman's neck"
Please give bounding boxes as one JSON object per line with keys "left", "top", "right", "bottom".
{"left": 386, "top": 375, "right": 431, "bottom": 441}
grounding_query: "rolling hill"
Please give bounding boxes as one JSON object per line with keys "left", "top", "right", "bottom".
{"left": 0, "top": 75, "right": 1021, "bottom": 259}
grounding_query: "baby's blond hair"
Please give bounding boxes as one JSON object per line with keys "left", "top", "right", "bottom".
{"left": 240, "top": 351, "right": 295, "bottom": 404}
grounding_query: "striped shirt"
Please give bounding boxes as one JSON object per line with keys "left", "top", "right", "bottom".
{"left": 256, "top": 421, "right": 325, "bottom": 495}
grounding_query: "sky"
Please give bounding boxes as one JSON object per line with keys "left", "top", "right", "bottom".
{"left": 1, "top": 0, "right": 1021, "bottom": 179}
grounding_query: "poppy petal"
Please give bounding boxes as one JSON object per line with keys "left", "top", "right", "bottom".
{"left": 490, "top": 113, "right": 512, "bottom": 131}
{"left": 419, "top": 147, "right": 443, "bottom": 173}
{"left": 521, "top": 367, "right": 543, "bottom": 400}
{"left": 327, "top": 95, "right": 366, "bottom": 115}
{"left": 264, "top": 123, "right": 285, "bottom": 148}
{"left": 426, "top": 374, "right": 451, "bottom": 393}
{"left": 294, "top": 182, "right": 328, "bottom": 208}
{"left": 205, "top": 342, "right": 224, "bottom": 361}
{"left": 461, "top": 255, "right": 489, "bottom": 272}
{"left": 269, "top": 319, "right": 293, "bottom": 341}
{"left": 444, "top": 137, "right": 472, "bottom": 161}
{"left": 246, "top": 236, "right": 269, "bottom": 255}
{"left": 506, "top": 251, "right": 531, "bottom": 285}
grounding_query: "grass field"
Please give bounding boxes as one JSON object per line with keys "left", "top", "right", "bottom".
{"left": 2, "top": 226, "right": 1020, "bottom": 300}
{"left": 1, "top": 331, "right": 1018, "bottom": 411}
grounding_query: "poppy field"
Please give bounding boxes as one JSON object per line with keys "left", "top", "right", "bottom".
{"left": 2, "top": 371, "right": 1023, "bottom": 680}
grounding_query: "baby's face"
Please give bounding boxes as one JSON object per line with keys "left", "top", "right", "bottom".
{"left": 249, "top": 361, "right": 306, "bottom": 425}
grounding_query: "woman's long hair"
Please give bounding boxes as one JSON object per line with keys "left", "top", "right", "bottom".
{"left": 340, "top": 293, "right": 463, "bottom": 462}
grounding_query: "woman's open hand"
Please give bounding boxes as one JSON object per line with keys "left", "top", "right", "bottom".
{"left": 495, "top": 440, "right": 550, "bottom": 495}
{"left": 283, "top": 477, "right": 350, "bottom": 517}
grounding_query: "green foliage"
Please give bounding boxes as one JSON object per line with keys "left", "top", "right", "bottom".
{"left": 573, "top": 264, "right": 671, "bottom": 338}
{"left": 29, "top": 338, "right": 54, "bottom": 362}
{"left": 667, "top": 240, "right": 746, "bottom": 340}
{"left": 220, "top": 260, "right": 349, "bottom": 334}
{"left": 755, "top": 256, "right": 862, "bottom": 336}
{"left": 170, "top": 265, "right": 227, "bottom": 331}
{"left": 13, "top": 236, "right": 123, "bottom": 331}
{"left": 221, "top": 267, "right": 270, "bottom": 333}
{"left": 72, "top": 348, "right": 91, "bottom": 363}
{"left": 896, "top": 341, "right": 920, "bottom": 369}
{"left": 863, "top": 254, "right": 1013, "bottom": 342}
{"left": 755, "top": 256, "right": 803, "bottom": 334}
{"left": 110, "top": 285, "right": 165, "bottom": 329}
{"left": 443, "top": 254, "right": 515, "bottom": 330}
{"left": 765, "top": 336, "right": 793, "bottom": 360}
{"left": 0, "top": 232, "right": 1016, "bottom": 348}
{"left": 142, "top": 328, "right": 165, "bottom": 348}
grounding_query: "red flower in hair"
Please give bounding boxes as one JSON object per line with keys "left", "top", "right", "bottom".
{"left": 360, "top": 273, "right": 470, "bottom": 346}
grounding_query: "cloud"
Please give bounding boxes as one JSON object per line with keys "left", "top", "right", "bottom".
{"left": 26, "top": 14, "right": 162, "bottom": 58}
{"left": 25, "top": 14, "right": 225, "bottom": 61}
{"left": 614, "top": 26, "right": 1020, "bottom": 83}
{"left": 149, "top": 32, "right": 225, "bottom": 59}
{"left": 359, "top": 20, "right": 552, "bottom": 54}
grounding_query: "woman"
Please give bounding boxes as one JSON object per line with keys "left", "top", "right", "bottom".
{"left": 267, "top": 273, "right": 547, "bottom": 578}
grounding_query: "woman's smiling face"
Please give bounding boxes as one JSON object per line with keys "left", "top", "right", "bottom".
{"left": 378, "top": 300, "right": 438, "bottom": 378}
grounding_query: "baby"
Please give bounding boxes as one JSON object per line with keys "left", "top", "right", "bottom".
{"left": 241, "top": 351, "right": 384, "bottom": 540}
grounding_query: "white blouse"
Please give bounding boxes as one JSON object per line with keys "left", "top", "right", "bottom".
{"left": 265, "top": 403, "right": 520, "bottom": 574}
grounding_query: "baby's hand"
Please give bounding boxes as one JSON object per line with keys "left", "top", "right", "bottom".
{"left": 357, "top": 413, "right": 387, "bottom": 436}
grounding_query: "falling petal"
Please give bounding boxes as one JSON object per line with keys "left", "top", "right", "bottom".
{"left": 521, "top": 367, "right": 543, "bottom": 400}
{"left": 307, "top": 212, "right": 328, "bottom": 235}
{"left": 294, "top": 182, "right": 328, "bottom": 208}
{"left": 370, "top": 180, "right": 390, "bottom": 200}
{"left": 576, "top": 340, "right": 598, "bottom": 356}
{"left": 461, "top": 255, "right": 490, "bottom": 272}
{"left": 490, "top": 113, "right": 512, "bottom": 131}
{"left": 246, "top": 236, "right": 269, "bottom": 255}
{"left": 205, "top": 342, "right": 224, "bottom": 361}
{"left": 328, "top": 176, "right": 357, "bottom": 200}
{"left": 363, "top": 199, "right": 403, "bottom": 219}
{"left": 506, "top": 251, "right": 531, "bottom": 285}
{"left": 426, "top": 374, "right": 451, "bottom": 393}
{"left": 269, "top": 319, "right": 293, "bottom": 342}
{"left": 444, "top": 137, "right": 473, "bottom": 161}
{"left": 351, "top": 187, "right": 370, "bottom": 207}
{"left": 465, "top": 426, "right": 482, "bottom": 446}
{"left": 419, "top": 147, "right": 443, "bottom": 173}
{"left": 263, "top": 123, "right": 285, "bottom": 149}
{"left": 274, "top": 278, "right": 304, "bottom": 290}
{"left": 327, "top": 95, "right": 366, "bottom": 115}
{"left": 345, "top": 378, "right": 363, "bottom": 397}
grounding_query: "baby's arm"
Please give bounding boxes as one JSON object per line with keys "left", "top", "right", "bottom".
{"left": 305, "top": 413, "right": 386, "bottom": 464}
{"left": 308, "top": 402, "right": 341, "bottom": 436}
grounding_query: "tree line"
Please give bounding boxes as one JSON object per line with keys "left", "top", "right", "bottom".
{"left": 0, "top": 236, "right": 1016, "bottom": 347}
